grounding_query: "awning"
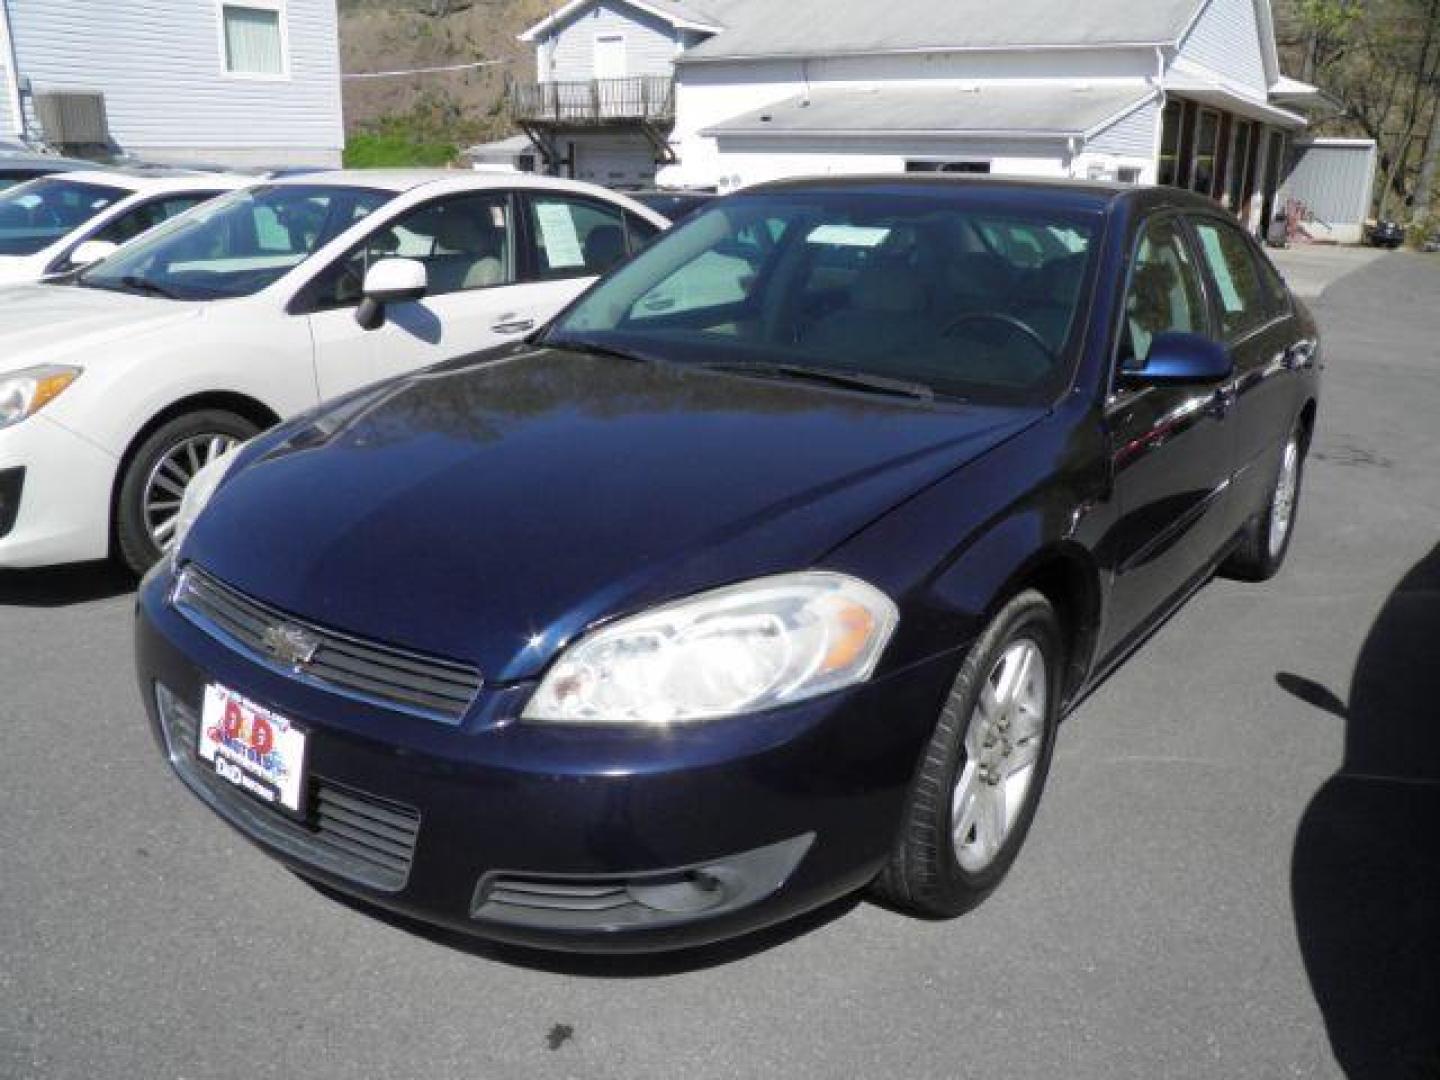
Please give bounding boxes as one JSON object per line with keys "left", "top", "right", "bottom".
{"left": 1164, "top": 68, "right": 1308, "bottom": 129}
{"left": 703, "top": 84, "right": 1156, "bottom": 141}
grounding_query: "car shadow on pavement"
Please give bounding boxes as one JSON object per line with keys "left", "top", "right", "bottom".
{"left": 1280, "top": 542, "right": 1440, "bottom": 1079}
{"left": 302, "top": 876, "right": 863, "bottom": 976}
{"left": 0, "top": 561, "right": 134, "bottom": 608}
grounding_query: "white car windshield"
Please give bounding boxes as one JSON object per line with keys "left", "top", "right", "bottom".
{"left": 0, "top": 177, "right": 128, "bottom": 255}
{"left": 79, "top": 183, "right": 395, "bottom": 301}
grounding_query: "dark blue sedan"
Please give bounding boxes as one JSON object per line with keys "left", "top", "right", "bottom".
{"left": 135, "top": 177, "right": 1320, "bottom": 952}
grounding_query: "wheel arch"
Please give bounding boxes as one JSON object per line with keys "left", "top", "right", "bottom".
{"left": 1298, "top": 397, "right": 1318, "bottom": 452}
{"left": 981, "top": 543, "right": 1104, "bottom": 708}
{"left": 107, "top": 391, "right": 283, "bottom": 551}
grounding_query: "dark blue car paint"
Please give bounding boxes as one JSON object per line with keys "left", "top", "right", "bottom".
{"left": 135, "top": 178, "right": 1321, "bottom": 952}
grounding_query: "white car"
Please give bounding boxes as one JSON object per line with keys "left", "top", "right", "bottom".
{"left": 0, "top": 168, "right": 251, "bottom": 284}
{"left": 0, "top": 170, "right": 668, "bottom": 573}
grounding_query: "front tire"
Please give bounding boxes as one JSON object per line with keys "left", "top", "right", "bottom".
{"left": 874, "top": 590, "right": 1062, "bottom": 917}
{"left": 114, "top": 410, "right": 257, "bottom": 576}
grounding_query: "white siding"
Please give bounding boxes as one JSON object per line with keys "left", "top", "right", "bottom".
{"left": 662, "top": 49, "right": 1157, "bottom": 188}
{"left": 707, "top": 134, "right": 1069, "bottom": 192}
{"left": 1178, "top": 0, "right": 1267, "bottom": 95}
{"left": 1282, "top": 141, "right": 1377, "bottom": 240}
{"left": 0, "top": 64, "right": 15, "bottom": 140}
{"left": 1088, "top": 98, "right": 1158, "bottom": 157}
{"left": 541, "top": 1, "right": 680, "bottom": 83}
{"left": 7, "top": 0, "right": 343, "bottom": 159}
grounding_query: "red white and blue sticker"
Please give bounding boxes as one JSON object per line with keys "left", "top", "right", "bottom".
{"left": 198, "top": 685, "right": 308, "bottom": 813}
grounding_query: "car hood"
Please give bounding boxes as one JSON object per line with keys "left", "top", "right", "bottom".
{"left": 0, "top": 283, "right": 201, "bottom": 371}
{"left": 187, "top": 345, "right": 1043, "bottom": 682}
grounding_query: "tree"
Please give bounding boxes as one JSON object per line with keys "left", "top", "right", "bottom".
{"left": 1280, "top": 0, "right": 1440, "bottom": 220}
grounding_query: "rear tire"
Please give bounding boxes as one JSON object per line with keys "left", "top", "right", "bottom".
{"left": 114, "top": 410, "right": 257, "bottom": 576}
{"left": 873, "top": 590, "right": 1062, "bottom": 917}
{"left": 1223, "top": 422, "right": 1305, "bottom": 582}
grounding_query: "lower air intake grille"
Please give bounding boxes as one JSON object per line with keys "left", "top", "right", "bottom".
{"left": 157, "top": 683, "right": 420, "bottom": 892}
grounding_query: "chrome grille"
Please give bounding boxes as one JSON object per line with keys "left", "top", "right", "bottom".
{"left": 172, "top": 564, "right": 481, "bottom": 724}
{"left": 156, "top": 684, "right": 420, "bottom": 892}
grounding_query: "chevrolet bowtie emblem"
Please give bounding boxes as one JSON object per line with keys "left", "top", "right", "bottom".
{"left": 261, "top": 623, "right": 322, "bottom": 667}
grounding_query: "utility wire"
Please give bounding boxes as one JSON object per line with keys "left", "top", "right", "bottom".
{"left": 342, "top": 58, "right": 509, "bottom": 80}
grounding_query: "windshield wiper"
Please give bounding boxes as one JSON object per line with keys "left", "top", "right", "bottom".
{"left": 118, "top": 275, "right": 181, "bottom": 300}
{"left": 547, "top": 337, "right": 662, "bottom": 366}
{"left": 701, "top": 361, "right": 936, "bottom": 402}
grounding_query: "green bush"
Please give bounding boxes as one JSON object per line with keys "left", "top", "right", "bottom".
{"left": 343, "top": 132, "right": 457, "bottom": 169}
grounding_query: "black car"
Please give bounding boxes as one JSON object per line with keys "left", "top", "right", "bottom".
{"left": 1367, "top": 220, "right": 1406, "bottom": 249}
{"left": 627, "top": 188, "right": 716, "bottom": 223}
{"left": 137, "top": 177, "right": 1320, "bottom": 953}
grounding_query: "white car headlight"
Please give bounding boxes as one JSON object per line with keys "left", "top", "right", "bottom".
{"left": 172, "top": 445, "right": 244, "bottom": 553}
{"left": 0, "top": 365, "right": 82, "bottom": 431}
{"left": 523, "top": 572, "right": 898, "bottom": 725}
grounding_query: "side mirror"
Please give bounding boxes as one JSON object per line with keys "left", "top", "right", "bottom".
{"left": 355, "top": 257, "right": 427, "bottom": 331}
{"left": 1123, "top": 331, "right": 1233, "bottom": 385}
{"left": 67, "top": 239, "right": 119, "bottom": 270}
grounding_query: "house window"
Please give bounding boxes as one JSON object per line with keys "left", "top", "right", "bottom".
{"left": 1157, "top": 101, "right": 1182, "bottom": 186}
{"left": 221, "top": 4, "right": 286, "bottom": 77}
{"left": 1225, "top": 121, "right": 1254, "bottom": 212}
{"left": 1190, "top": 109, "right": 1220, "bottom": 195}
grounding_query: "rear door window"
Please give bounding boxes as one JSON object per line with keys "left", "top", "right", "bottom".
{"left": 524, "top": 194, "right": 631, "bottom": 280}
{"left": 1190, "top": 216, "right": 1270, "bottom": 340}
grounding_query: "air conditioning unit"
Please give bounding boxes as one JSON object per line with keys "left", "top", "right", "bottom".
{"left": 34, "top": 91, "right": 110, "bottom": 146}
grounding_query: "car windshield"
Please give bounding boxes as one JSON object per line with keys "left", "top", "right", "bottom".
{"left": 78, "top": 183, "right": 395, "bottom": 301}
{"left": 548, "top": 191, "right": 1099, "bottom": 404}
{"left": 0, "top": 177, "right": 128, "bottom": 255}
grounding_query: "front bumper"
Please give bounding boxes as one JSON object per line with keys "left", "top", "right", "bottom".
{"left": 0, "top": 414, "right": 116, "bottom": 568}
{"left": 136, "top": 564, "right": 960, "bottom": 953}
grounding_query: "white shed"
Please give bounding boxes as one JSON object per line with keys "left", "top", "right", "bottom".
{"left": 1281, "top": 139, "right": 1379, "bottom": 244}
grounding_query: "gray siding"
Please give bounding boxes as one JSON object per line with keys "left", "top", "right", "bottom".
{"left": 1088, "top": 98, "right": 1157, "bottom": 157}
{"left": 543, "top": 1, "right": 679, "bottom": 82}
{"left": 1283, "top": 142, "right": 1377, "bottom": 225}
{"left": 7, "top": 0, "right": 342, "bottom": 156}
{"left": 1178, "top": 0, "right": 1267, "bottom": 95}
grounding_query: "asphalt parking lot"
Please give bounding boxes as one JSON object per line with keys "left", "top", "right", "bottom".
{"left": 3, "top": 249, "right": 1437, "bottom": 1080}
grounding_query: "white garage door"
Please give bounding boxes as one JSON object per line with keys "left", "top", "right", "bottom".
{"left": 573, "top": 143, "right": 655, "bottom": 189}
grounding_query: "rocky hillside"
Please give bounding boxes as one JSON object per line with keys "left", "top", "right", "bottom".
{"left": 338, "top": 0, "right": 552, "bottom": 143}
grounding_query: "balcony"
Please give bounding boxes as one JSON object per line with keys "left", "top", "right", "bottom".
{"left": 510, "top": 76, "right": 675, "bottom": 127}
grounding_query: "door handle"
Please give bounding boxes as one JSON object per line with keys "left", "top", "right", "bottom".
{"left": 1283, "top": 340, "right": 1316, "bottom": 370}
{"left": 1205, "top": 384, "right": 1237, "bottom": 419}
{"left": 491, "top": 317, "right": 535, "bottom": 335}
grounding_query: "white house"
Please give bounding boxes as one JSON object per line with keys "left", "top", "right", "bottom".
{"left": 0, "top": 1, "right": 344, "bottom": 167}
{"left": 515, "top": 0, "right": 1323, "bottom": 235}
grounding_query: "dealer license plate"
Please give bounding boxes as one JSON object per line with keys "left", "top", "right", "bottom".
{"left": 198, "top": 684, "right": 309, "bottom": 814}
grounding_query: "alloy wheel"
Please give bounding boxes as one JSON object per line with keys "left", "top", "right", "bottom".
{"left": 952, "top": 638, "right": 1048, "bottom": 873}
{"left": 1268, "top": 435, "right": 1300, "bottom": 559}
{"left": 142, "top": 433, "right": 239, "bottom": 551}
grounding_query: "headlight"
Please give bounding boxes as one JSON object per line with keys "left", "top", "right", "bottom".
{"left": 171, "top": 445, "right": 243, "bottom": 553}
{"left": 523, "top": 571, "right": 898, "bottom": 725}
{"left": 0, "top": 366, "right": 82, "bottom": 431}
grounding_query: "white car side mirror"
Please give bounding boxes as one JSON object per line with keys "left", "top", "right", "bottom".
{"left": 68, "top": 239, "right": 119, "bottom": 270}
{"left": 357, "top": 257, "right": 428, "bottom": 331}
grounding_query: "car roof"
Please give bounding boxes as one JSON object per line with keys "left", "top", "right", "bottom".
{"left": 35, "top": 169, "right": 253, "bottom": 194}
{"left": 0, "top": 151, "right": 98, "bottom": 172}
{"left": 738, "top": 174, "right": 1228, "bottom": 215}
{"left": 267, "top": 169, "right": 653, "bottom": 200}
